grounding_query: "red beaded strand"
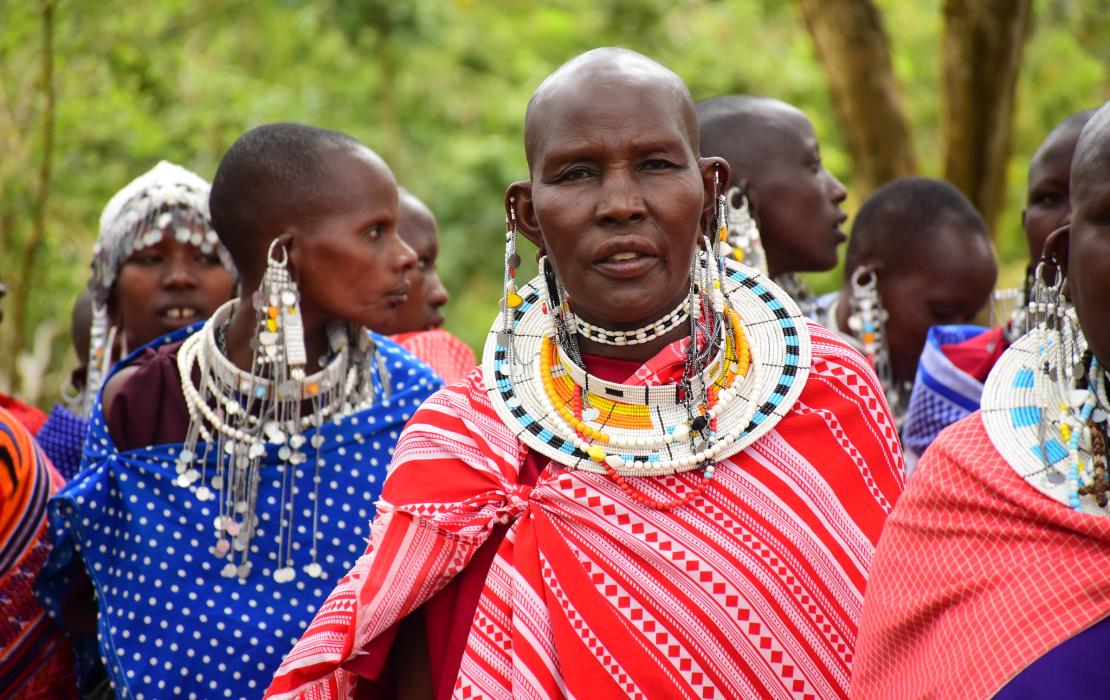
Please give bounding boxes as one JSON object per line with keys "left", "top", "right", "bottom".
{"left": 603, "top": 461, "right": 715, "bottom": 511}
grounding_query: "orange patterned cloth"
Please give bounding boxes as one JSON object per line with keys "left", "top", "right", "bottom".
{"left": 392, "top": 329, "right": 477, "bottom": 384}
{"left": 852, "top": 412, "right": 1110, "bottom": 699}
{"left": 0, "top": 407, "right": 74, "bottom": 699}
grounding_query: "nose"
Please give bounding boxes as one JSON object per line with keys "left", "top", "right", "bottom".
{"left": 826, "top": 169, "right": 847, "bottom": 204}
{"left": 164, "top": 251, "right": 198, "bottom": 289}
{"left": 426, "top": 271, "right": 449, "bottom": 308}
{"left": 596, "top": 169, "right": 647, "bottom": 226}
{"left": 391, "top": 233, "right": 418, "bottom": 274}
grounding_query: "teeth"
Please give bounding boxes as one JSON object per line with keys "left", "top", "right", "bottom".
{"left": 166, "top": 308, "right": 198, "bottom": 320}
{"left": 608, "top": 251, "right": 640, "bottom": 262}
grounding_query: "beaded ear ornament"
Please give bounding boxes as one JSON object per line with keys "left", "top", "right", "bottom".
{"left": 845, "top": 266, "right": 905, "bottom": 416}
{"left": 724, "top": 183, "right": 768, "bottom": 276}
{"left": 175, "top": 240, "right": 386, "bottom": 582}
{"left": 486, "top": 173, "right": 811, "bottom": 509}
{"left": 983, "top": 256, "right": 1110, "bottom": 514}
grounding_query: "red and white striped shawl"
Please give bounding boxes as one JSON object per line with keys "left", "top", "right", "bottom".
{"left": 266, "top": 322, "right": 904, "bottom": 700}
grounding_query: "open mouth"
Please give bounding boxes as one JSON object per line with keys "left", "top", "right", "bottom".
{"left": 161, "top": 306, "right": 202, "bottom": 323}
{"left": 594, "top": 250, "right": 658, "bottom": 278}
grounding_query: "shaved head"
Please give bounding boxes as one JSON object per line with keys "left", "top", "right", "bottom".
{"left": 696, "top": 95, "right": 806, "bottom": 183}
{"left": 1071, "top": 103, "right": 1110, "bottom": 203}
{"left": 524, "top": 48, "right": 698, "bottom": 171}
{"left": 1032, "top": 108, "right": 1096, "bottom": 177}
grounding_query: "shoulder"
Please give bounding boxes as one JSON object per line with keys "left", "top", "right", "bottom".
{"left": 384, "top": 370, "right": 523, "bottom": 501}
{"left": 391, "top": 329, "right": 477, "bottom": 385}
{"left": 777, "top": 319, "right": 906, "bottom": 499}
{"left": 368, "top": 331, "right": 444, "bottom": 400}
{"left": 100, "top": 340, "right": 184, "bottom": 425}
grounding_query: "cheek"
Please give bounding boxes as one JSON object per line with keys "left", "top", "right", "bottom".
{"left": 199, "top": 269, "right": 234, "bottom": 301}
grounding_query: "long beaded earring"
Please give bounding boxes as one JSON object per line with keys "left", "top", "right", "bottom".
{"left": 501, "top": 199, "right": 525, "bottom": 374}
{"left": 1029, "top": 256, "right": 1068, "bottom": 393}
{"left": 724, "top": 181, "right": 768, "bottom": 275}
{"left": 257, "top": 239, "right": 306, "bottom": 380}
{"left": 846, "top": 266, "right": 895, "bottom": 406}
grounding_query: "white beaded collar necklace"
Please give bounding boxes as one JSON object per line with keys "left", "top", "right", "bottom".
{"left": 175, "top": 299, "right": 382, "bottom": 582}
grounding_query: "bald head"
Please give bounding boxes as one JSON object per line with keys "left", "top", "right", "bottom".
{"left": 524, "top": 48, "right": 698, "bottom": 171}
{"left": 1071, "top": 103, "right": 1110, "bottom": 204}
{"left": 696, "top": 95, "right": 808, "bottom": 183}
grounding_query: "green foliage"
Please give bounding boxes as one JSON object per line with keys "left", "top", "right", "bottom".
{"left": 1, "top": 0, "right": 1107, "bottom": 405}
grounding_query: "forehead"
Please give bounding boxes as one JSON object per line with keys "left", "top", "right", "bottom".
{"left": 906, "top": 224, "right": 994, "bottom": 280}
{"left": 531, "top": 79, "right": 694, "bottom": 161}
{"left": 1072, "top": 137, "right": 1110, "bottom": 207}
{"left": 324, "top": 147, "right": 397, "bottom": 206}
{"left": 766, "top": 109, "right": 817, "bottom": 153}
{"left": 397, "top": 198, "right": 437, "bottom": 246}
{"left": 1029, "top": 129, "right": 1081, "bottom": 184}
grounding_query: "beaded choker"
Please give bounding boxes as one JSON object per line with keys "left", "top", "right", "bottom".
{"left": 483, "top": 259, "right": 811, "bottom": 508}
{"left": 176, "top": 300, "right": 385, "bottom": 581}
{"left": 574, "top": 301, "right": 688, "bottom": 346}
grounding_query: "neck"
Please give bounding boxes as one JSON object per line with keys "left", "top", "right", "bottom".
{"left": 574, "top": 323, "right": 688, "bottom": 363}
{"left": 224, "top": 293, "right": 332, "bottom": 374}
{"left": 834, "top": 283, "right": 852, "bottom": 332}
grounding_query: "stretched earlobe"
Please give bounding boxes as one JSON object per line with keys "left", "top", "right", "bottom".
{"left": 1042, "top": 224, "right": 1071, "bottom": 295}
{"left": 699, "top": 157, "right": 731, "bottom": 222}
{"left": 506, "top": 181, "right": 542, "bottom": 249}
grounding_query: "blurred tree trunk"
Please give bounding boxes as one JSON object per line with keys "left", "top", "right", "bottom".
{"left": 5, "top": 0, "right": 56, "bottom": 391}
{"left": 797, "top": 0, "right": 918, "bottom": 199}
{"left": 942, "top": 0, "right": 1033, "bottom": 237}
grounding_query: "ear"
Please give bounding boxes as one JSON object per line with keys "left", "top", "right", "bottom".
{"left": 506, "top": 181, "right": 543, "bottom": 252}
{"left": 699, "top": 157, "right": 730, "bottom": 225}
{"left": 1043, "top": 223, "right": 1071, "bottom": 295}
{"left": 273, "top": 232, "right": 295, "bottom": 266}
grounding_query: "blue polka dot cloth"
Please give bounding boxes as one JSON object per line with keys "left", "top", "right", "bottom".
{"left": 36, "top": 403, "right": 90, "bottom": 481}
{"left": 36, "top": 325, "right": 442, "bottom": 699}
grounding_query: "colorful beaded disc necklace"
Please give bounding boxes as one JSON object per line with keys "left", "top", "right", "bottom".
{"left": 483, "top": 255, "right": 811, "bottom": 509}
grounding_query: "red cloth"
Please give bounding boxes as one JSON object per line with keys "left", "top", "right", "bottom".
{"left": 268, "top": 322, "right": 905, "bottom": 700}
{"left": 939, "top": 326, "right": 1007, "bottom": 384}
{"left": 851, "top": 412, "right": 1110, "bottom": 699}
{"left": 0, "top": 394, "right": 46, "bottom": 435}
{"left": 0, "top": 407, "right": 75, "bottom": 698}
{"left": 343, "top": 353, "right": 651, "bottom": 698}
{"left": 392, "top": 330, "right": 477, "bottom": 385}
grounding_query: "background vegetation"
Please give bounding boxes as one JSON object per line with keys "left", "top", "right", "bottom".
{"left": 2, "top": 0, "right": 1107, "bottom": 406}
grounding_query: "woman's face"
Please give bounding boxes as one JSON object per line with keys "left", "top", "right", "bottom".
{"left": 1023, "top": 125, "right": 1082, "bottom": 264}
{"left": 290, "top": 147, "right": 417, "bottom": 332}
{"left": 113, "top": 236, "right": 234, "bottom": 348}
{"left": 748, "top": 112, "right": 848, "bottom": 276}
{"left": 876, "top": 225, "right": 998, "bottom": 385}
{"left": 512, "top": 79, "right": 719, "bottom": 329}
{"left": 1065, "top": 142, "right": 1110, "bottom": 371}
{"left": 375, "top": 196, "right": 448, "bottom": 334}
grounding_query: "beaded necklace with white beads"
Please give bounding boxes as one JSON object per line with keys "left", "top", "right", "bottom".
{"left": 175, "top": 299, "right": 386, "bottom": 582}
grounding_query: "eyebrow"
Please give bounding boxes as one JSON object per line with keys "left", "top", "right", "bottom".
{"left": 542, "top": 135, "right": 691, "bottom": 167}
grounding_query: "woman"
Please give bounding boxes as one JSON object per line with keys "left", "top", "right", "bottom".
{"left": 812, "top": 177, "right": 997, "bottom": 444}
{"left": 268, "top": 49, "right": 903, "bottom": 700}
{"left": 37, "top": 124, "right": 441, "bottom": 699}
{"left": 378, "top": 188, "right": 476, "bottom": 383}
{"left": 35, "top": 161, "right": 236, "bottom": 479}
{"left": 695, "top": 94, "right": 848, "bottom": 315}
{"left": 851, "top": 101, "right": 1110, "bottom": 699}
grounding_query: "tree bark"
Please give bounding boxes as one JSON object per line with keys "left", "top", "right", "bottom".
{"left": 797, "top": 0, "right": 918, "bottom": 199}
{"left": 6, "top": 0, "right": 56, "bottom": 391}
{"left": 941, "top": 0, "right": 1033, "bottom": 238}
